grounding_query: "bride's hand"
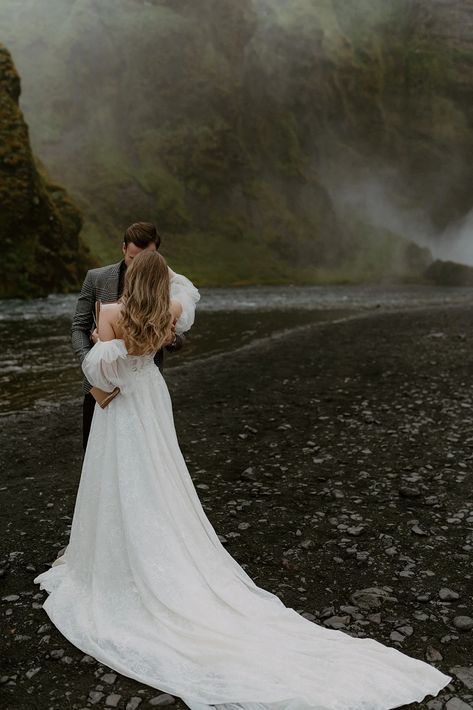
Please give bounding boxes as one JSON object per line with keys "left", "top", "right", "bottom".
{"left": 163, "top": 301, "right": 183, "bottom": 347}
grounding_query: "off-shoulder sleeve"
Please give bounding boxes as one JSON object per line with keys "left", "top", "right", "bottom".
{"left": 81, "top": 339, "right": 128, "bottom": 391}
{"left": 169, "top": 268, "right": 200, "bottom": 334}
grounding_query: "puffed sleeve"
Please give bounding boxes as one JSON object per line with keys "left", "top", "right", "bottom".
{"left": 81, "top": 339, "right": 128, "bottom": 391}
{"left": 169, "top": 268, "right": 200, "bottom": 334}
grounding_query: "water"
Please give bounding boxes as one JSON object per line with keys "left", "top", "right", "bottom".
{"left": 1, "top": 285, "right": 472, "bottom": 417}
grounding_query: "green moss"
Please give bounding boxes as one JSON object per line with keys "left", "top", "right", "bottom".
{"left": 0, "top": 44, "right": 93, "bottom": 298}
{"left": 405, "top": 45, "right": 449, "bottom": 94}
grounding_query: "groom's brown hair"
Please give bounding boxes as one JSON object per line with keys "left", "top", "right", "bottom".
{"left": 124, "top": 222, "right": 161, "bottom": 249}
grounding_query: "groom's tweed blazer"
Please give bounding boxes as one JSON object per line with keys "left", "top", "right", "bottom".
{"left": 71, "top": 260, "right": 183, "bottom": 395}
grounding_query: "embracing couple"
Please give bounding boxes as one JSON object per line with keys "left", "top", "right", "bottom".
{"left": 70, "top": 221, "right": 197, "bottom": 449}
{"left": 34, "top": 222, "right": 451, "bottom": 710}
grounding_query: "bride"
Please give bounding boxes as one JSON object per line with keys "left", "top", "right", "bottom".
{"left": 35, "top": 251, "right": 451, "bottom": 710}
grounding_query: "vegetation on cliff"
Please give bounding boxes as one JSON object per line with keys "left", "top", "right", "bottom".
{"left": 1, "top": 1, "right": 473, "bottom": 289}
{"left": 0, "top": 44, "right": 92, "bottom": 298}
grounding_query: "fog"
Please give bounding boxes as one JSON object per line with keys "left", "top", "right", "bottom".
{"left": 1, "top": 0, "right": 473, "bottom": 270}
{"left": 436, "top": 210, "right": 473, "bottom": 266}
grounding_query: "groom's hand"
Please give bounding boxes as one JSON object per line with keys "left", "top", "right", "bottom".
{"left": 90, "top": 328, "right": 99, "bottom": 345}
{"left": 164, "top": 320, "right": 177, "bottom": 347}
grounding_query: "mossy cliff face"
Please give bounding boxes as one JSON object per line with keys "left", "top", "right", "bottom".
{"left": 248, "top": 0, "right": 473, "bottom": 242}
{"left": 1, "top": 0, "right": 347, "bottom": 284}
{"left": 306, "top": 0, "right": 473, "bottom": 233}
{"left": 0, "top": 44, "right": 91, "bottom": 297}
{"left": 2, "top": 1, "right": 472, "bottom": 284}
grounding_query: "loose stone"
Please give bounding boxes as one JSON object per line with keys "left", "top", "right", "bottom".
{"left": 300, "top": 612, "right": 316, "bottom": 621}
{"left": 439, "top": 588, "right": 460, "bottom": 601}
{"left": 411, "top": 525, "right": 429, "bottom": 536}
{"left": 451, "top": 666, "right": 473, "bottom": 690}
{"left": 426, "top": 700, "right": 443, "bottom": 710}
{"left": 425, "top": 646, "right": 443, "bottom": 662}
{"left": 368, "top": 613, "right": 381, "bottom": 624}
{"left": 105, "top": 694, "right": 122, "bottom": 707}
{"left": 414, "top": 611, "right": 429, "bottom": 621}
{"left": 88, "top": 690, "right": 104, "bottom": 704}
{"left": 102, "top": 673, "right": 117, "bottom": 684}
{"left": 350, "top": 588, "right": 397, "bottom": 609}
{"left": 241, "top": 467, "right": 257, "bottom": 481}
{"left": 445, "top": 699, "right": 473, "bottom": 710}
{"left": 322, "top": 615, "right": 351, "bottom": 629}
{"left": 453, "top": 616, "right": 473, "bottom": 632}
{"left": 396, "top": 625, "right": 413, "bottom": 636}
{"left": 417, "top": 593, "right": 431, "bottom": 602}
{"left": 149, "top": 694, "right": 176, "bottom": 706}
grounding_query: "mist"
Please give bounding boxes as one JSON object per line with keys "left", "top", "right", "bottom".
{"left": 1, "top": 0, "right": 473, "bottom": 283}
{"left": 436, "top": 209, "right": 473, "bottom": 266}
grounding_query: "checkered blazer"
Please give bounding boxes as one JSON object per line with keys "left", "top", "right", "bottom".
{"left": 71, "top": 261, "right": 183, "bottom": 394}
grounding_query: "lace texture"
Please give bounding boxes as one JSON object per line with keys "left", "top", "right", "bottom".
{"left": 34, "top": 342, "right": 451, "bottom": 709}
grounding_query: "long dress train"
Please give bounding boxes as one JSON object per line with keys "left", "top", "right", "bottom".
{"left": 34, "top": 289, "right": 451, "bottom": 709}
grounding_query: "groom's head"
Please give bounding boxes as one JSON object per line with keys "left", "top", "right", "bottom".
{"left": 122, "top": 222, "right": 161, "bottom": 267}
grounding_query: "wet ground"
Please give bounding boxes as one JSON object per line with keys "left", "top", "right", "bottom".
{"left": 1, "top": 305, "right": 472, "bottom": 710}
{"left": 3, "top": 283, "right": 473, "bottom": 417}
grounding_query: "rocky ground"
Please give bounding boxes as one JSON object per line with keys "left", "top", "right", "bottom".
{"left": 1, "top": 305, "right": 472, "bottom": 710}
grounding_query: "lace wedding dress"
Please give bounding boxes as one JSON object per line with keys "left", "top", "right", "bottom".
{"left": 34, "top": 279, "right": 451, "bottom": 710}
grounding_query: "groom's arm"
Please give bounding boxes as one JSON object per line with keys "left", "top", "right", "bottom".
{"left": 71, "top": 270, "right": 96, "bottom": 363}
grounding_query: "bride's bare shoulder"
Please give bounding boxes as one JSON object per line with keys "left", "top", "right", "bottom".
{"left": 101, "top": 302, "right": 123, "bottom": 321}
{"left": 100, "top": 301, "right": 122, "bottom": 313}
{"left": 98, "top": 302, "right": 124, "bottom": 339}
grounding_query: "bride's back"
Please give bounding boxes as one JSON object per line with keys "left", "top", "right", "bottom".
{"left": 98, "top": 302, "right": 124, "bottom": 343}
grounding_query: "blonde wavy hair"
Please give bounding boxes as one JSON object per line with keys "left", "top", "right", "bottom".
{"left": 117, "top": 250, "right": 172, "bottom": 355}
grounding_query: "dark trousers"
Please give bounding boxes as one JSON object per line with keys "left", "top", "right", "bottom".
{"left": 82, "top": 393, "right": 96, "bottom": 450}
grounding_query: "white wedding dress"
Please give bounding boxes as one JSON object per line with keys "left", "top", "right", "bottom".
{"left": 34, "top": 277, "right": 451, "bottom": 710}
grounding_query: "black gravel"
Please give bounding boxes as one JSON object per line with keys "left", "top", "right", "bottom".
{"left": 1, "top": 306, "right": 472, "bottom": 710}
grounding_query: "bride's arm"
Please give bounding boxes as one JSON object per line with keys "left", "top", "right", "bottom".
{"left": 81, "top": 304, "right": 126, "bottom": 391}
{"left": 81, "top": 334, "right": 126, "bottom": 392}
{"left": 170, "top": 300, "right": 183, "bottom": 322}
{"left": 168, "top": 268, "right": 200, "bottom": 335}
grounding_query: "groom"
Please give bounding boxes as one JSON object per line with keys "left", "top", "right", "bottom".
{"left": 71, "top": 221, "right": 188, "bottom": 449}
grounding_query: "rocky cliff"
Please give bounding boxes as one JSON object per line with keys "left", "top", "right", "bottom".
{"left": 1, "top": 1, "right": 472, "bottom": 285}
{"left": 0, "top": 44, "right": 91, "bottom": 298}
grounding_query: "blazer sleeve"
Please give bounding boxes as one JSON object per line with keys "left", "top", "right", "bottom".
{"left": 71, "top": 270, "right": 95, "bottom": 364}
{"left": 165, "top": 332, "right": 186, "bottom": 353}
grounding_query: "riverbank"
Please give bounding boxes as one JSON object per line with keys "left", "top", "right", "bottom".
{"left": 1, "top": 305, "right": 472, "bottom": 709}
